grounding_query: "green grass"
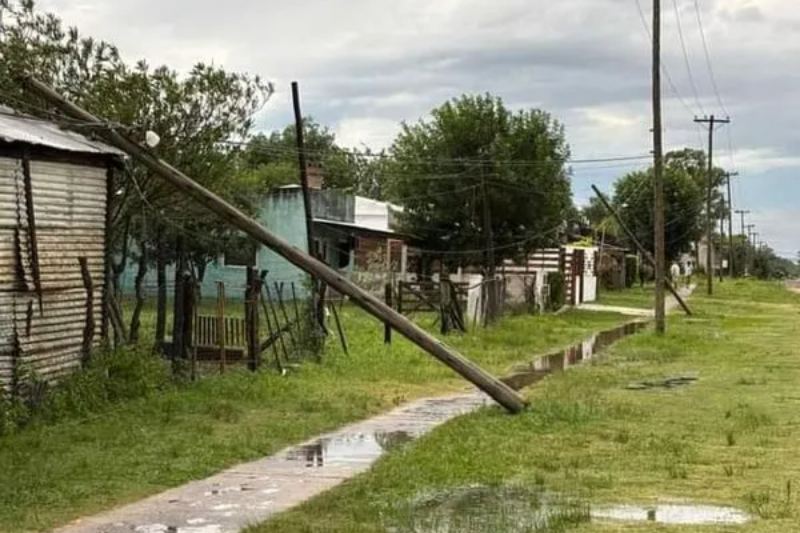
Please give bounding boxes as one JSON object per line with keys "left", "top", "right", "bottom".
{"left": 252, "top": 279, "right": 800, "bottom": 533}
{"left": 0, "top": 298, "right": 629, "bottom": 532}
{"left": 595, "top": 284, "right": 655, "bottom": 309}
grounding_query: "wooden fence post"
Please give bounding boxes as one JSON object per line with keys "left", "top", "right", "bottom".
{"left": 217, "top": 281, "right": 226, "bottom": 374}
{"left": 246, "top": 267, "right": 261, "bottom": 371}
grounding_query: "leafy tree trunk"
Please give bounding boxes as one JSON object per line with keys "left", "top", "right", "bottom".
{"left": 111, "top": 218, "right": 131, "bottom": 301}
{"left": 129, "top": 243, "right": 148, "bottom": 344}
{"left": 155, "top": 232, "right": 167, "bottom": 347}
{"left": 171, "top": 236, "right": 186, "bottom": 360}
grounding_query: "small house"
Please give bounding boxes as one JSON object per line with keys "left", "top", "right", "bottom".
{"left": 0, "top": 106, "right": 122, "bottom": 391}
{"left": 119, "top": 180, "right": 410, "bottom": 297}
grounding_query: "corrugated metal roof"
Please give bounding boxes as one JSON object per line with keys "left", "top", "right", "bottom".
{"left": 0, "top": 105, "right": 123, "bottom": 156}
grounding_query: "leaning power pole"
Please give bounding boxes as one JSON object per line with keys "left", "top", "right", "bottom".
{"left": 652, "top": 0, "right": 667, "bottom": 333}
{"left": 724, "top": 172, "right": 738, "bottom": 276}
{"left": 694, "top": 114, "right": 730, "bottom": 295}
{"left": 23, "top": 75, "right": 527, "bottom": 414}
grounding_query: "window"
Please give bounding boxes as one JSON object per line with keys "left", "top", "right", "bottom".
{"left": 224, "top": 237, "right": 257, "bottom": 267}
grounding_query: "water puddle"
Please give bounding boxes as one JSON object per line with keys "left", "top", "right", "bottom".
{"left": 388, "top": 485, "right": 589, "bottom": 533}
{"left": 502, "top": 321, "right": 647, "bottom": 390}
{"left": 625, "top": 376, "right": 698, "bottom": 390}
{"left": 285, "top": 430, "right": 414, "bottom": 467}
{"left": 592, "top": 503, "right": 750, "bottom": 525}
{"left": 389, "top": 485, "right": 750, "bottom": 532}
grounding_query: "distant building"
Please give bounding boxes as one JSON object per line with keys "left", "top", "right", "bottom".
{"left": 0, "top": 106, "right": 122, "bottom": 390}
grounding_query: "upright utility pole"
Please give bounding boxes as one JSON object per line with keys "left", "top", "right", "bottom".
{"left": 291, "top": 82, "right": 315, "bottom": 262}
{"left": 291, "top": 81, "right": 324, "bottom": 329}
{"left": 23, "top": 75, "right": 527, "bottom": 414}
{"left": 724, "top": 172, "right": 738, "bottom": 276}
{"left": 745, "top": 224, "right": 755, "bottom": 276}
{"left": 694, "top": 115, "right": 730, "bottom": 295}
{"left": 480, "top": 164, "right": 495, "bottom": 276}
{"left": 718, "top": 215, "right": 725, "bottom": 282}
{"left": 736, "top": 209, "right": 750, "bottom": 237}
{"left": 652, "top": 0, "right": 667, "bottom": 334}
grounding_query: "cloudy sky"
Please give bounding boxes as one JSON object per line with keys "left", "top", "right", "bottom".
{"left": 39, "top": 0, "right": 799, "bottom": 257}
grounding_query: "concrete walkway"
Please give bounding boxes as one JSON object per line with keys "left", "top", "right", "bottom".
{"left": 54, "top": 289, "right": 698, "bottom": 533}
{"left": 576, "top": 303, "right": 653, "bottom": 316}
{"left": 577, "top": 284, "right": 696, "bottom": 317}
{"left": 54, "top": 393, "right": 489, "bottom": 533}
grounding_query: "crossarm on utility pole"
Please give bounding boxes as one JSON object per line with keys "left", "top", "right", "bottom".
{"left": 591, "top": 185, "right": 692, "bottom": 316}
{"left": 22, "top": 75, "right": 527, "bottom": 414}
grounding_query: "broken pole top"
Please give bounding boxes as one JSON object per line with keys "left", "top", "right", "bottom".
{"left": 22, "top": 74, "right": 527, "bottom": 414}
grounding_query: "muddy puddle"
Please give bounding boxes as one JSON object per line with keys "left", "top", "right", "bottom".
{"left": 502, "top": 321, "right": 648, "bottom": 390}
{"left": 389, "top": 485, "right": 750, "bottom": 532}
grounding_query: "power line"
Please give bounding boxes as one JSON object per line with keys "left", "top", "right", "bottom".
{"left": 692, "top": 0, "right": 729, "bottom": 116}
{"left": 671, "top": 0, "right": 705, "bottom": 115}
{"left": 223, "top": 139, "right": 654, "bottom": 168}
{"left": 633, "top": 0, "right": 700, "bottom": 118}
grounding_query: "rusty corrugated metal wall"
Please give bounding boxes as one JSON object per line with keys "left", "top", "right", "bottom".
{"left": 0, "top": 156, "right": 107, "bottom": 390}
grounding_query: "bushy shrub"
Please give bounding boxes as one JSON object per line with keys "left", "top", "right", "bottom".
{"left": 624, "top": 255, "right": 638, "bottom": 288}
{"left": 0, "top": 346, "right": 172, "bottom": 434}
{"left": 547, "top": 271, "right": 566, "bottom": 311}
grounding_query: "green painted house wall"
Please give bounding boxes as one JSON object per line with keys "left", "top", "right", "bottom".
{"left": 119, "top": 187, "right": 357, "bottom": 299}
{"left": 119, "top": 188, "right": 312, "bottom": 298}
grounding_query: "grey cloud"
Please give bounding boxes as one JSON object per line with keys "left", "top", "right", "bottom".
{"left": 35, "top": 0, "right": 800, "bottom": 254}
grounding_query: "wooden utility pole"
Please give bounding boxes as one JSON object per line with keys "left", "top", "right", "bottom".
{"left": 736, "top": 210, "right": 750, "bottom": 237}
{"left": 591, "top": 185, "right": 692, "bottom": 316}
{"left": 291, "top": 82, "right": 315, "bottom": 262}
{"left": 292, "top": 81, "right": 326, "bottom": 330}
{"left": 724, "top": 172, "right": 738, "bottom": 276}
{"left": 718, "top": 215, "right": 724, "bottom": 282}
{"left": 694, "top": 115, "right": 730, "bottom": 295}
{"left": 480, "top": 164, "right": 495, "bottom": 276}
{"left": 745, "top": 223, "right": 755, "bottom": 275}
{"left": 736, "top": 210, "right": 750, "bottom": 275}
{"left": 652, "top": 0, "right": 667, "bottom": 334}
{"left": 23, "top": 75, "right": 527, "bottom": 414}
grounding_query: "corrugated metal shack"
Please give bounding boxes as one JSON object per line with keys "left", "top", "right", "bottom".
{"left": 0, "top": 106, "right": 122, "bottom": 392}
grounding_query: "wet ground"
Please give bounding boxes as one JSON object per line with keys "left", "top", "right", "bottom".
{"left": 55, "top": 321, "right": 649, "bottom": 533}
{"left": 390, "top": 485, "right": 750, "bottom": 532}
{"left": 593, "top": 503, "right": 750, "bottom": 525}
{"left": 501, "top": 321, "right": 647, "bottom": 390}
{"left": 54, "top": 394, "right": 490, "bottom": 533}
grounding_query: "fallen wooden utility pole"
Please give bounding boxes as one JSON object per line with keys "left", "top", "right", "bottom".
{"left": 23, "top": 75, "right": 527, "bottom": 414}
{"left": 591, "top": 185, "right": 692, "bottom": 316}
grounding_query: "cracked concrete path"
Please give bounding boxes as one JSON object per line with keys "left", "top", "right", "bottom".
{"left": 53, "top": 393, "right": 489, "bottom": 533}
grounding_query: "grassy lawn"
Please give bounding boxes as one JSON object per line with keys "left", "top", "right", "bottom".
{"left": 253, "top": 279, "right": 800, "bottom": 533}
{"left": 595, "top": 284, "right": 655, "bottom": 309}
{"left": 0, "top": 298, "right": 629, "bottom": 532}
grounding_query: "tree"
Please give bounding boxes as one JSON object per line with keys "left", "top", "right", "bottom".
{"left": 612, "top": 149, "right": 725, "bottom": 261}
{"left": 1, "top": 0, "right": 272, "bottom": 344}
{"left": 387, "top": 94, "right": 572, "bottom": 269}
{"left": 752, "top": 246, "right": 799, "bottom": 280}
